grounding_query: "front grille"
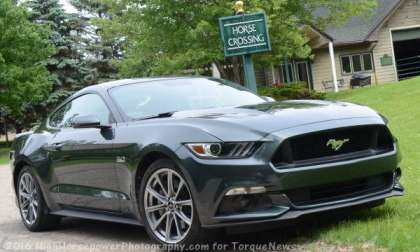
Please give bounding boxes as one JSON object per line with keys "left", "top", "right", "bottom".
{"left": 272, "top": 125, "right": 394, "bottom": 168}
{"left": 286, "top": 173, "right": 394, "bottom": 206}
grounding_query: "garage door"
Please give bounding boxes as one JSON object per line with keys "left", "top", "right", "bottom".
{"left": 392, "top": 28, "right": 420, "bottom": 80}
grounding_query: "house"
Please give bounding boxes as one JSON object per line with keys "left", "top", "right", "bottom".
{"left": 254, "top": 0, "right": 420, "bottom": 91}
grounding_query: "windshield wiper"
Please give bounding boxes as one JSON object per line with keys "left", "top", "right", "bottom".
{"left": 135, "top": 111, "right": 176, "bottom": 121}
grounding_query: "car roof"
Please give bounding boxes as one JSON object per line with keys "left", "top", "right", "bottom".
{"left": 78, "top": 76, "right": 211, "bottom": 94}
{"left": 52, "top": 76, "right": 217, "bottom": 120}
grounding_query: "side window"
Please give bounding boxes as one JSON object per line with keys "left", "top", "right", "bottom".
{"left": 49, "top": 94, "right": 113, "bottom": 128}
{"left": 49, "top": 103, "right": 69, "bottom": 128}
{"left": 363, "top": 53, "right": 373, "bottom": 71}
{"left": 341, "top": 56, "right": 352, "bottom": 74}
{"left": 352, "top": 55, "right": 363, "bottom": 72}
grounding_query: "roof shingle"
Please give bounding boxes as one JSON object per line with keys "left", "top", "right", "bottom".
{"left": 322, "top": 0, "right": 403, "bottom": 44}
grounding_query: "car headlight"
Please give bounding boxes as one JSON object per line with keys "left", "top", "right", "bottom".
{"left": 186, "top": 142, "right": 261, "bottom": 159}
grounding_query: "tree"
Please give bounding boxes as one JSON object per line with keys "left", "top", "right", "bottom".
{"left": 28, "top": 0, "right": 98, "bottom": 88}
{"left": 70, "top": 0, "right": 111, "bottom": 18}
{"left": 24, "top": 0, "right": 97, "bottom": 117}
{"left": 0, "top": 0, "right": 53, "bottom": 135}
{"left": 70, "top": 0, "right": 120, "bottom": 83}
{"left": 97, "top": 0, "right": 377, "bottom": 81}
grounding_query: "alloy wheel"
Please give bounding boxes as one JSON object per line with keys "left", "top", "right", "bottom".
{"left": 144, "top": 168, "right": 193, "bottom": 244}
{"left": 18, "top": 173, "right": 39, "bottom": 226}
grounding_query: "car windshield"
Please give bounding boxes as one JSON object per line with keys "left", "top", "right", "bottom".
{"left": 108, "top": 78, "right": 266, "bottom": 120}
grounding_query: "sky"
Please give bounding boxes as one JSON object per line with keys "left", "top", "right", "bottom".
{"left": 59, "top": 0, "right": 77, "bottom": 13}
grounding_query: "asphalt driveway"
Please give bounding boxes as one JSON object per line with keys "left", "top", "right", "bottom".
{"left": 0, "top": 165, "right": 163, "bottom": 252}
{"left": 0, "top": 165, "right": 382, "bottom": 252}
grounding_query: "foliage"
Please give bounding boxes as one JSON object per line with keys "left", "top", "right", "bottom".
{"left": 26, "top": 0, "right": 96, "bottom": 90}
{"left": 0, "top": 0, "right": 53, "bottom": 122}
{"left": 258, "top": 83, "right": 325, "bottom": 100}
{"left": 0, "top": 0, "right": 378, "bottom": 130}
{"left": 70, "top": 0, "right": 111, "bottom": 18}
{"left": 70, "top": 0, "right": 120, "bottom": 83}
{"left": 17, "top": 0, "right": 100, "bottom": 127}
{"left": 97, "top": 0, "right": 377, "bottom": 80}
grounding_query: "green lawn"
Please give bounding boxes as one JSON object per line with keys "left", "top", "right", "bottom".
{"left": 0, "top": 147, "right": 9, "bottom": 165}
{"left": 316, "top": 77, "right": 420, "bottom": 251}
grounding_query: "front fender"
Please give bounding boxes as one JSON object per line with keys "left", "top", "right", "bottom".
{"left": 113, "top": 122, "right": 230, "bottom": 219}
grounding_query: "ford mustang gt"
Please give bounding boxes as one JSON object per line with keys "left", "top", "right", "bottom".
{"left": 10, "top": 77, "right": 404, "bottom": 245}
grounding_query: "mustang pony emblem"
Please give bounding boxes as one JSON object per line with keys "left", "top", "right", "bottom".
{"left": 326, "top": 139, "right": 350, "bottom": 151}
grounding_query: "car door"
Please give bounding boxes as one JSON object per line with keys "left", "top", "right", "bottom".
{"left": 46, "top": 93, "right": 122, "bottom": 212}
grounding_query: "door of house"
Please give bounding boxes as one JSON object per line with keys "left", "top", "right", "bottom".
{"left": 392, "top": 28, "right": 420, "bottom": 80}
{"left": 279, "top": 61, "right": 312, "bottom": 87}
{"left": 295, "top": 61, "right": 310, "bottom": 84}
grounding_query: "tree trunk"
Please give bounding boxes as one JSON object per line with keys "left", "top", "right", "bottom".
{"left": 214, "top": 60, "right": 228, "bottom": 79}
{"left": 15, "top": 122, "right": 22, "bottom": 134}
{"left": 4, "top": 117, "right": 9, "bottom": 146}
{"left": 232, "top": 56, "right": 242, "bottom": 84}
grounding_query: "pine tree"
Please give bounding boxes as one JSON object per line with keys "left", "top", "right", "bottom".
{"left": 70, "top": 0, "right": 119, "bottom": 83}
{"left": 71, "top": 0, "right": 110, "bottom": 18}
{"left": 25, "top": 0, "right": 97, "bottom": 109}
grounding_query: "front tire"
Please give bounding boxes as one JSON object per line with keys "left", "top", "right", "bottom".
{"left": 139, "top": 159, "right": 210, "bottom": 246}
{"left": 17, "top": 167, "right": 60, "bottom": 231}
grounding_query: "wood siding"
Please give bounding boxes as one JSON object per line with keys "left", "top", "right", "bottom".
{"left": 311, "top": 0, "right": 420, "bottom": 91}
{"left": 371, "top": 0, "right": 420, "bottom": 84}
{"left": 312, "top": 44, "right": 377, "bottom": 91}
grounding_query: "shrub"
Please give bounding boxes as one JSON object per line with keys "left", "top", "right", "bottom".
{"left": 258, "top": 82, "right": 325, "bottom": 101}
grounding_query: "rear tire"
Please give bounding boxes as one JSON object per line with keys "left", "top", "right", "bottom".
{"left": 138, "top": 159, "right": 216, "bottom": 246}
{"left": 17, "top": 166, "right": 60, "bottom": 231}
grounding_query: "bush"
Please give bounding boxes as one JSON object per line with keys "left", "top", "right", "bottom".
{"left": 258, "top": 82, "right": 325, "bottom": 101}
{"left": 0, "top": 142, "right": 10, "bottom": 148}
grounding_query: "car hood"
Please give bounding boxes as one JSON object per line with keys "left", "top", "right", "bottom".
{"left": 136, "top": 100, "right": 383, "bottom": 142}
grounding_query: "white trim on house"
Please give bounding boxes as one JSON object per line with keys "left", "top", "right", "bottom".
{"left": 271, "top": 64, "right": 276, "bottom": 84}
{"left": 389, "top": 24, "right": 420, "bottom": 81}
{"left": 211, "top": 63, "right": 221, "bottom": 78}
{"left": 389, "top": 29, "right": 399, "bottom": 82}
{"left": 328, "top": 41, "right": 339, "bottom": 92}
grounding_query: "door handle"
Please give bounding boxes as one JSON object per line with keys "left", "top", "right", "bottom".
{"left": 48, "top": 142, "right": 64, "bottom": 151}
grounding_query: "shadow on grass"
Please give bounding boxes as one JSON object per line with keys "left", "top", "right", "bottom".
{"left": 222, "top": 204, "right": 396, "bottom": 246}
{"left": 46, "top": 203, "right": 396, "bottom": 250}
{"left": 54, "top": 217, "right": 152, "bottom": 243}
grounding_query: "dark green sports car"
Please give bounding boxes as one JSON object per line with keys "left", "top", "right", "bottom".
{"left": 10, "top": 77, "right": 404, "bottom": 245}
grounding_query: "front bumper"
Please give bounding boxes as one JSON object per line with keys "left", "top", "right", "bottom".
{"left": 176, "top": 141, "right": 403, "bottom": 228}
{"left": 204, "top": 187, "right": 403, "bottom": 228}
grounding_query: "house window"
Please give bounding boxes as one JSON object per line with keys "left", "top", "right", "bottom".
{"left": 278, "top": 61, "right": 311, "bottom": 86}
{"left": 363, "top": 54, "right": 373, "bottom": 71}
{"left": 352, "top": 55, "right": 363, "bottom": 72}
{"left": 341, "top": 56, "right": 352, "bottom": 74}
{"left": 340, "top": 53, "right": 373, "bottom": 74}
{"left": 279, "top": 63, "right": 296, "bottom": 83}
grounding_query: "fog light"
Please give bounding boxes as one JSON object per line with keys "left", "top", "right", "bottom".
{"left": 217, "top": 193, "right": 273, "bottom": 216}
{"left": 394, "top": 168, "right": 404, "bottom": 191}
{"left": 226, "top": 186, "right": 266, "bottom": 196}
{"left": 395, "top": 168, "right": 402, "bottom": 180}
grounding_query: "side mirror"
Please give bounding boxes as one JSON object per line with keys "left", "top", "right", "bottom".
{"left": 72, "top": 115, "right": 111, "bottom": 129}
{"left": 261, "top": 96, "right": 276, "bottom": 102}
